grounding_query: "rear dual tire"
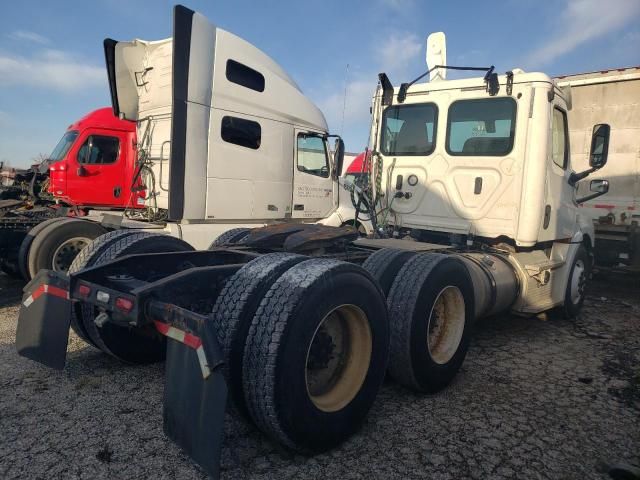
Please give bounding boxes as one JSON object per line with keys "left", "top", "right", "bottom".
{"left": 386, "top": 253, "right": 475, "bottom": 393}
{"left": 241, "top": 259, "right": 389, "bottom": 452}
{"left": 69, "top": 230, "right": 193, "bottom": 363}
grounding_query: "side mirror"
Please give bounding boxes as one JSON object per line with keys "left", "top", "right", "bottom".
{"left": 589, "top": 124, "right": 610, "bottom": 169}
{"left": 577, "top": 179, "right": 609, "bottom": 204}
{"left": 77, "top": 165, "right": 88, "bottom": 177}
{"left": 333, "top": 137, "right": 345, "bottom": 179}
{"left": 569, "top": 124, "right": 611, "bottom": 186}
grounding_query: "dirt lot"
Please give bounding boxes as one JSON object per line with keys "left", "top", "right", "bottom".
{"left": 0, "top": 272, "right": 638, "bottom": 480}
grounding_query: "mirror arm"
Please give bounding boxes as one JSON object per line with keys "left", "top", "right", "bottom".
{"left": 568, "top": 167, "right": 597, "bottom": 187}
{"left": 576, "top": 190, "right": 606, "bottom": 204}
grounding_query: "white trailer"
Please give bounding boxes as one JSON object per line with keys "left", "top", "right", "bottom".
{"left": 557, "top": 67, "right": 640, "bottom": 271}
{"left": 16, "top": 10, "right": 613, "bottom": 479}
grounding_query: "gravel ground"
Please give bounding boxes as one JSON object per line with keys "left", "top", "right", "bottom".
{"left": 0, "top": 272, "right": 638, "bottom": 480}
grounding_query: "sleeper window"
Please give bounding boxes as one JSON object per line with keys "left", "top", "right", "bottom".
{"left": 221, "top": 116, "right": 261, "bottom": 150}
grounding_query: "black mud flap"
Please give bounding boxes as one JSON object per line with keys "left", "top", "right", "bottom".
{"left": 15, "top": 270, "right": 71, "bottom": 370}
{"left": 156, "top": 316, "right": 228, "bottom": 479}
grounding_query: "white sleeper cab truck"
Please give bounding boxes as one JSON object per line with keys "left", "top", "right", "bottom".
{"left": 16, "top": 12, "right": 611, "bottom": 479}
{"left": 20, "top": 7, "right": 361, "bottom": 279}
{"left": 557, "top": 67, "right": 640, "bottom": 271}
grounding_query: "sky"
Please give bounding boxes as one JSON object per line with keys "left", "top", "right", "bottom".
{"left": 0, "top": 0, "right": 639, "bottom": 167}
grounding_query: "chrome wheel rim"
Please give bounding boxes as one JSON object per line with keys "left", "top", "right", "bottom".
{"left": 570, "top": 259, "right": 586, "bottom": 305}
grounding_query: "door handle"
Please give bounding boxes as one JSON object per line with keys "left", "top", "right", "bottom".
{"left": 293, "top": 204, "right": 304, "bottom": 211}
{"left": 113, "top": 186, "right": 121, "bottom": 198}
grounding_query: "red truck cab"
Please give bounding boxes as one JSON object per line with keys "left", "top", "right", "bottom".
{"left": 48, "top": 108, "right": 143, "bottom": 209}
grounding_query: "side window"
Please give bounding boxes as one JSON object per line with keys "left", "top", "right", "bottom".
{"left": 77, "top": 136, "right": 119, "bottom": 164}
{"left": 221, "top": 116, "right": 261, "bottom": 150}
{"left": 297, "top": 134, "right": 329, "bottom": 178}
{"left": 226, "top": 59, "right": 265, "bottom": 92}
{"left": 446, "top": 98, "right": 516, "bottom": 156}
{"left": 551, "top": 108, "right": 568, "bottom": 169}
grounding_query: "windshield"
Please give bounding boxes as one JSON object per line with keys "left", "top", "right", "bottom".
{"left": 49, "top": 130, "right": 79, "bottom": 162}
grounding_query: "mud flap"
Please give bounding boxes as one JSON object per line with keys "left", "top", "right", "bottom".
{"left": 156, "top": 318, "right": 227, "bottom": 479}
{"left": 15, "top": 270, "right": 71, "bottom": 370}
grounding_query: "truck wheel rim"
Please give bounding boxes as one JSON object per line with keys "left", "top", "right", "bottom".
{"left": 305, "top": 304, "right": 372, "bottom": 413}
{"left": 427, "top": 286, "right": 465, "bottom": 365}
{"left": 570, "top": 259, "right": 586, "bottom": 305}
{"left": 52, "top": 237, "right": 91, "bottom": 272}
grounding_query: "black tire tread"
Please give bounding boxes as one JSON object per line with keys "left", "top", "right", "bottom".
{"left": 386, "top": 252, "right": 447, "bottom": 391}
{"left": 243, "top": 258, "right": 349, "bottom": 451}
{"left": 68, "top": 230, "right": 147, "bottom": 346}
{"left": 18, "top": 217, "right": 66, "bottom": 280}
{"left": 81, "top": 232, "right": 188, "bottom": 358}
{"left": 361, "top": 248, "right": 417, "bottom": 296}
{"left": 208, "top": 228, "right": 252, "bottom": 249}
{"left": 27, "top": 219, "right": 106, "bottom": 278}
{"left": 210, "top": 252, "right": 306, "bottom": 416}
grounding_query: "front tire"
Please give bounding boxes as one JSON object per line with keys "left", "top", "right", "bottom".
{"left": 563, "top": 245, "right": 590, "bottom": 318}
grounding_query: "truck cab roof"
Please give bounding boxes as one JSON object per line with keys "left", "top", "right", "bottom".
{"left": 67, "top": 107, "right": 135, "bottom": 133}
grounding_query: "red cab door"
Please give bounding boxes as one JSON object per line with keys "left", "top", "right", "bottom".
{"left": 65, "top": 129, "right": 128, "bottom": 207}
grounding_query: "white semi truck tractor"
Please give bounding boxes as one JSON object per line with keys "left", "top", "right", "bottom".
{"left": 16, "top": 8, "right": 612, "bottom": 478}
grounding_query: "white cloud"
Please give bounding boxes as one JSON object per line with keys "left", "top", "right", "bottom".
{"left": 6, "top": 30, "right": 50, "bottom": 45}
{"left": 0, "top": 49, "right": 105, "bottom": 92}
{"left": 318, "top": 79, "right": 375, "bottom": 134}
{"left": 315, "top": 30, "right": 424, "bottom": 148}
{"left": 525, "top": 0, "right": 640, "bottom": 67}
{"left": 378, "top": 32, "right": 423, "bottom": 74}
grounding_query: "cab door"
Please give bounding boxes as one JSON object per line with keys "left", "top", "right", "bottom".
{"left": 65, "top": 130, "right": 127, "bottom": 207}
{"left": 292, "top": 131, "right": 335, "bottom": 219}
{"left": 541, "top": 105, "right": 576, "bottom": 240}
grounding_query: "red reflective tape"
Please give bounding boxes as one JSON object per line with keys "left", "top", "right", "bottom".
{"left": 46, "top": 285, "right": 69, "bottom": 300}
{"left": 29, "top": 284, "right": 69, "bottom": 303}
{"left": 593, "top": 204, "right": 616, "bottom": 209}
{"left": 182, "top": 332, "right": 203, "bottom": 350}
{"left": 154, "top": 320, "right": 170, "bottom": 336}
{"left": 153, "top": 320, "right": 202, "bottom": 350}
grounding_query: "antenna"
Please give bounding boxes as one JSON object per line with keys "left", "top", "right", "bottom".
{"left": 340, "top": 63, "right": 349, "bottom": 135}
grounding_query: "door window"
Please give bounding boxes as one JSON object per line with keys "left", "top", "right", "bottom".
{"left": 446, "top": 98, "right": 516, "bottom": 156}
{"left": 381, "top": 103, "right": 437, "bottom": 155}
{"left": 77, "top": 136, "right": 120, "bottom": 164}
{"left": 297, "top": 134, "right": 329, "bottom": 178}
{"left": 551, "top": 108, "right": 568, "bottom": 169}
